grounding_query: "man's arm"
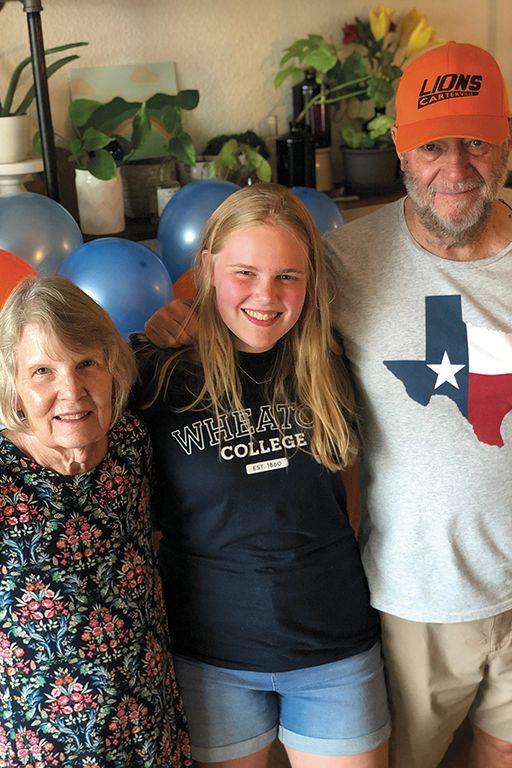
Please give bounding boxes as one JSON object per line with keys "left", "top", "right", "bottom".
{"left": 144, "top": 298, "right": 198, "bottom": 348}
{"left": 341, "top": 461, "right": 361, "bottom": 538}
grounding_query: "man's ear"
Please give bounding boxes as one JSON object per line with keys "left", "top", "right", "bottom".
{"left": 391, "top": 126, "right": 406, "bottom": 171}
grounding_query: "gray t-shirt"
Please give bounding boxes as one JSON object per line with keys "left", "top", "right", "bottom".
{"left": 324, "top": 198, "right": 512, "bottom": 622}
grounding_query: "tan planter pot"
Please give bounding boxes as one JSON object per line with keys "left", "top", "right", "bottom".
{"left": 75, "top": 168, "right": 125, "bottom": 235}
{"left": 0, "top": 114, "right": 29, "bottom": 163}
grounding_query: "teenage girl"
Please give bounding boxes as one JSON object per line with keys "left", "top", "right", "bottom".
{"left": 135, "top": 183, "right": 390, "bottom": 768}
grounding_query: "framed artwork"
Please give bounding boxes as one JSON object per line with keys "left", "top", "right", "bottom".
{"left": 69, "top": 61, "right": 178, "bottom": 159}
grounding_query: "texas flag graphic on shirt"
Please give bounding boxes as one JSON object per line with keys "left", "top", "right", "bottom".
{"left": 384, "top": 295, "right": 512, "bottom": 447}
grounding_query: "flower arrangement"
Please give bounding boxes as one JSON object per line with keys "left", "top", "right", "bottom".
{"left": 274, "top": 6, "right": 442, "bottom": 149}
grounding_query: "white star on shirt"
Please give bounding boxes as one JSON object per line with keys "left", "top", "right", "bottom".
{"left": 427, "top": 351, "right": 466, "bottom": 389}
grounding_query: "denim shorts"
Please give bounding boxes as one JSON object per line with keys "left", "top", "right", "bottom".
{"left": 173, "top": 642, "right": 390, "bottom": 762}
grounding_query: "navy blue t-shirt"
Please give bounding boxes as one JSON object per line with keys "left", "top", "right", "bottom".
{"left": 135, "top": 346, "right": 379, "bottom": 672}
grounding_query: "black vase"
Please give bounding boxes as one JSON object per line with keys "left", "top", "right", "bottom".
{"left": 341, "top": 147, "right": 401, "bottom": 196}
{"left": 276, "top": 124, "right": 316, "bottom": 188}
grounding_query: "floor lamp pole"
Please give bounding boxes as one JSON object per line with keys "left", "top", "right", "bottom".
{"left": 20, "top": 0, "right": 60, "bottom": 201}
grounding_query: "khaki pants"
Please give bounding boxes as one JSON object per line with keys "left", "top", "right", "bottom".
{"left": 379, "top": 609, "right": 512, "bottom": 768}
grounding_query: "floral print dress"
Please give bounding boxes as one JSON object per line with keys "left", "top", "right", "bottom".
{"left": 0, "top": 412, "right": 191, "bottom": 768}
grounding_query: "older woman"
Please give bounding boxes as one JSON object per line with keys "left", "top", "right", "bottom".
{"left": 0, "top": 275, "right": 191, "bottom": 767}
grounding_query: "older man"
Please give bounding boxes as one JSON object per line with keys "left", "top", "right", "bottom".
{"left": 322, "top": 41, "right": 512, "bottom": 768}
{"left": 145, "top": 41, "right": 512, "bottom": 768}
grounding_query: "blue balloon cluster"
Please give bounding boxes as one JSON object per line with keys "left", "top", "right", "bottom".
{"left": 60, "top": 238, "right": 173, "bottom": 338}
{"left": 0, "top": 193, "right": 83, "bottom": 273}
{"left": 158, "top": 180, "right": 239, "bottom": 283}
{"left": 291, "top": 186, "right": 344, "bottom": 234}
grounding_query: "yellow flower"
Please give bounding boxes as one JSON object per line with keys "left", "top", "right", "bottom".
{"left": 406, "top": 16, "right": 437, "bottom": 56}
{"left": 399, "top": 8, "right": 422, "bottom": 47}
{"left": 369, "top": 5, "right": 394, "bottom": 42}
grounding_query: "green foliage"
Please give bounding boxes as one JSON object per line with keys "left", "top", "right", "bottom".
{"left": 146, "top": 90, "right": 199, "bottom": 167}
{"left": 210, "top": 139, "right": 272, "bottom": 184}
{"left": 274, "top": 34, "right": 338, "bottom": 88}
{"left": 274, "top": 35, "right": 401, "bottom": 146}
{"left": 0, "top": 42, "right": 88, "bottom": 117}
{"left": 274, "top": 7, "right": 439, "bottom": 149}
{"left": 340, "top": 115, "right": 395, "bottom": 149}
{"left": 204, "top": 130, "right": 270, "bottom": 159}
{"left": 34, "top": 89, "right": 200, "bottom": 180}
{"left": 53, "top": 97, "right": 150, "bottom": 180}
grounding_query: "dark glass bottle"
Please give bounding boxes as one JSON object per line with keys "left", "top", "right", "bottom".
{"left": 276, "top": 123, "right": 316, "bottom": 188}
{"left": 292, "top": 68, "right": 331, "bottom": 148}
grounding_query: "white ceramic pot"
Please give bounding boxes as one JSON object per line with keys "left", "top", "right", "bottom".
{"left": 75, "top": 168, "right": 125, "bottom": 235}
{"left": 0, "top": 115, "right": 29, "bottom": 164}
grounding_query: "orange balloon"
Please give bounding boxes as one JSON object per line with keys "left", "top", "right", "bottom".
{"left": 0, "top": 249, "right": 38, "bottom": 308}
{"left": 172, "top": 268, "right": 196, "bottom": 299}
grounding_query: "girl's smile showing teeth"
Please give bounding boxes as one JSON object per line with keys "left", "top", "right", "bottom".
{"left": 242, "top": 309, "right": 281, "bottom": 323}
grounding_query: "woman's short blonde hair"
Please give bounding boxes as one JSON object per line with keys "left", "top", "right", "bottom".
{"left": 0, "top": 274, "right": 136, "bottom": 431}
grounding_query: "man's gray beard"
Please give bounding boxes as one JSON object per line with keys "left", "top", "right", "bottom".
{"left": 402, "top": 156, "right": 508, "bottom": 247}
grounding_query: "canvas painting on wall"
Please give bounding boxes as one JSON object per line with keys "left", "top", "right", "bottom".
{"left": 69, "top": 61, "right": 178, "bottom": 159}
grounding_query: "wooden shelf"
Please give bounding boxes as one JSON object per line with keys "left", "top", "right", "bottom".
{"left": 83, "top": 216, "right": 157, "bottom": 242}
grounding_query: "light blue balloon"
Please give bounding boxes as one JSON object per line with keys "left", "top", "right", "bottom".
{"left": 291, "top": 186, "right": 344, "bottom": 234}
{"left": 0, "top": 192, "right": 83, "bottom": 274}
{"left": 60, "top": 237, "right": 173, "bottom": 338}
{"left": 158, "top": 180, "right": 239, "bottom": 282}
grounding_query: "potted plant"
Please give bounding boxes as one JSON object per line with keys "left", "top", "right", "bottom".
{"left": 143, "top": 89, "right": 199, "bottom": 216}
{"left": 66, "top": 96, "right": 151, "bottom": 179}
{"left": 147, "top": 89, "right": 199, "bottom": 169}
{"left": 176, "top": 130, "right": 267, "bottom": 185}
{"left": 0, "top": 41, "right": 87, "bottom": 163}
{"left": 210, "top": 138, "right": 271, "bottom": 186}
{"left": 274, "top": 6, "right": 441, "bottom": 195}
{"left": 47, "top": 89, "right": 198, "bottom": 231}
{"left": 57, "top": 95, "right": 152, "bottom": 234}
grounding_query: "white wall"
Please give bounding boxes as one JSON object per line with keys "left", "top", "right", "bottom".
{"left": 0, "top": 0, "right": 510, "bottom": 177}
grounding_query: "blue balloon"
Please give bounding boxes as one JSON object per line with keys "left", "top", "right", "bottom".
{"left": 291, "top": 186, "right": 344, "bottom": 235}
{"left": 158, "top": 179, "right": 239, "bottom": 282}
{"left": 60, "top": 238, "right": 173, "bottom": 337}
{"left": 0, "top": 192, "right": 83, "bottom": 274}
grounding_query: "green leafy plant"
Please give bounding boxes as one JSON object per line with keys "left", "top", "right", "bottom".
{"left": 273, "top": 34, "right": 338, "bottom": 92}
{"left": 340, "top": 113, "right": 395, "bottom": 150}
{"left": 274, "top": 6, "right": 441, "bottom": 149}
{"left": 204, "top": 130, "right": 270, "bottom": 160}
{"left": 210, "top": 138, "right": 272, "bottom": 184}
{"left": 0, "top": 41, "right": 88, "bottom": 117}
{"left": 35, "top": 88, "right": 200, "bottom": 180}
{"left": 146, "top": 89, "right": 199, "bottom": 167}
{"left": 66, "top": 96, "right": 151, "bottom": 180}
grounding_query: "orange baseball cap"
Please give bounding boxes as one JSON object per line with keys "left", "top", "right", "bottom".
{"left": 394, "top": 41, "right": 511, "bottom": 153}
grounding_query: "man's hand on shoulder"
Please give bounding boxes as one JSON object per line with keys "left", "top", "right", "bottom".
{"left": 144, "top": 299, "right": 198, "bottom": 348}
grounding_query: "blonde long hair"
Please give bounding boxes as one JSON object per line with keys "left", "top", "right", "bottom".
{"left": 147, "top": 183, "right": 357, "bottom": 470}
